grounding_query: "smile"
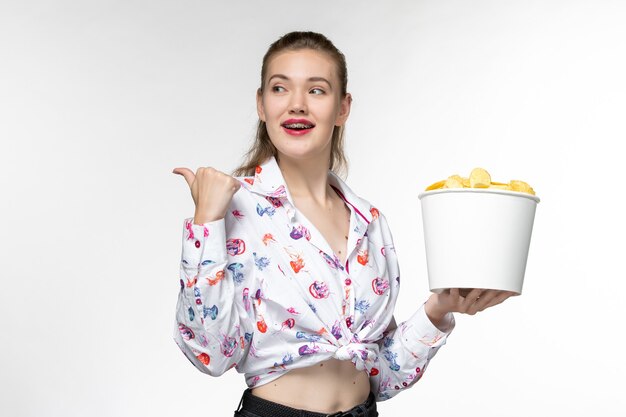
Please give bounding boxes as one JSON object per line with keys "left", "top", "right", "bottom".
{"left": 283, "top": 122, "right": 314, "bottom": 129}
{"left": 281, "top": 119, "right": 316, "bottom": 136}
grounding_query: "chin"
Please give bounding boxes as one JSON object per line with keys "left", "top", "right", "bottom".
{"left": 272, "top": 139, "right": 330, "bottom": 161}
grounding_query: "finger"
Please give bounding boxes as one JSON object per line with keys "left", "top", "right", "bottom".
{"left": 465, "top": 288, "right": 483, "bottom": 302}
{"left": 480, "top": 291, "right": 514, "bottom": 310}
{"left": 474, "top": 290, "right": 501, "bottom": 312}
{"left": 461, "top": 288, "right": 484, "bottom": 314}
{"left": 172, "top": 167, "right": 195, "bottom": 187}
{"left": 458, "top": 288, "right": 472, "bottom": 297}
{"left": 449, "top": 288, "right": 460, "bottom": 299}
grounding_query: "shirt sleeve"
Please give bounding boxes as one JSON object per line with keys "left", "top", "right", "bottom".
{"left": 369, "top": 212, "right": 455, "bottom": 401}
{"left": 173, "top": 215, "right": 256, "bottom": 376}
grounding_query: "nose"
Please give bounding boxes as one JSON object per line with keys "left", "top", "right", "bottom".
{"left": 288, "top": 91, "right": 307, "bottom": 114}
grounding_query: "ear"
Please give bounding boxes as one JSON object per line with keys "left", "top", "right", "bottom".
{"left": 256, "top": 88, "right": 266, "bottom": 122}
{"left": 335, "top": 93, "right": 352, "bottom": 126}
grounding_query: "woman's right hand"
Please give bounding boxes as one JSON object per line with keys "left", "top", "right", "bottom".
{"left": 172, "top": 167, "right": 241, "bottom": 224}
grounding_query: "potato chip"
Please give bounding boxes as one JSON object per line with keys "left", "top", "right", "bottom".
{"left": 425, "top": 179, "right": 446, "bottom": 191}
{"left": 444, "top": 175, "right": 464, "bottom": 188}
{"left": 424, "top": 168, "right": 536, "bottom": 195}
{"left": 509, "top": 180, "right": 536, "bottom": 195}
{"left": 469, "top": 168, "right": 491, "bottom": 188}
{"left": 488, "top": 184, "right": 510, "bottom": 190}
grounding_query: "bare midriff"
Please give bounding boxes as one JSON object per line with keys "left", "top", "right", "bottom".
{"left": 250, "top": 358, "right": 371, "bottom": 413}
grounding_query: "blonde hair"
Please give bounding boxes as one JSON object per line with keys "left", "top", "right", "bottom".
{"left": 232, "top": 31, "right": 349, "bottom": 178}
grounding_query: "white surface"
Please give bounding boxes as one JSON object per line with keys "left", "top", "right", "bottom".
{"left": 420, "top": 189, "right": 538, "bottom": 294}
{"left": 1, "top": 0, "right": 625, "bottom": 416}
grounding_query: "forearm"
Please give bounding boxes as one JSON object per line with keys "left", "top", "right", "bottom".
{"left": 371, "top": 303, "right": 455, "bottom": 401}
{"left": 174, "top": 217, "right": 252, "bottom": 376}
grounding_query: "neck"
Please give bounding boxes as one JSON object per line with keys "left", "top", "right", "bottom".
{"left": 277, "top": 153, "right": 334, "bottom": 207}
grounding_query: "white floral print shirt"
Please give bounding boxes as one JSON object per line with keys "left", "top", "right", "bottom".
{"left": 173, "top": 156, "right": 455, "bottom": 401}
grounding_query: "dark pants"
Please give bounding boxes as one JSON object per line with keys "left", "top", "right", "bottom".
{"left": 234, "top": 388, "right": 378, "bottom": 417}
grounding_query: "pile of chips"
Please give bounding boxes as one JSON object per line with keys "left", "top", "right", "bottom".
{"left": 425, "top": 168, "right": 536, "bottom": 195}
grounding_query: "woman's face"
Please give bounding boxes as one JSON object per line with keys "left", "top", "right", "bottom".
{"left": 257, "top": 48, "right": 351, "bottom": 164}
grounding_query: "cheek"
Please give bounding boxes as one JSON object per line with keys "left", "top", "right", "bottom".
{"left": 320, "top": 105, "right": 343, "bottom": 126}
{"left": 263, "top": 97, "right": 285, "bottom": 120}
{"left": 312, "top": 99, "right": 339, "bottom": 119}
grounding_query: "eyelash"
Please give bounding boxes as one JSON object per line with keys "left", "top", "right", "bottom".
{"left": 270, "top": 86, "right": 325, "bottom": 95}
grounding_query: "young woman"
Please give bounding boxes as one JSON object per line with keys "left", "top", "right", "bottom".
{"left": 172, "top": 31, "right": 515, "bottom": 417}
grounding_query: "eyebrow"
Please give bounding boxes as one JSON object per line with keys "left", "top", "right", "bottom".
{"left": 267, "top": 74, "right": 333, "bottom": 90}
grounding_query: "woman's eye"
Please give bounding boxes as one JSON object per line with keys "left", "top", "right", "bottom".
{"left": 272, "top": 85, "right": 286, "bottom": 93}
{"left": 310, "top": 88, "right": 325, "bottom": 95}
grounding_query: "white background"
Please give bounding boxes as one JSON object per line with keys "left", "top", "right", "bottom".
{"left": 1, "top": 0, "right": 625, "bottom": 416}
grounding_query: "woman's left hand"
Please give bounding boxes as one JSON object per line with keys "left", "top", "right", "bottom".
{"left": 425, "top": 288, "right": 518, "bottom": 329}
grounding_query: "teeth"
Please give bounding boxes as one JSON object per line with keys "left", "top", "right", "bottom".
{"left": 284, "top": 123, "right": 313, "bottom": 129}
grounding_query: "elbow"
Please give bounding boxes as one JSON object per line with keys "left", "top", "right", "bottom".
{"left": 193, "top": 356, "right": 236, "bottom": 378}
{"left": 174, "top": 335, "right": 240, "bottom": 377}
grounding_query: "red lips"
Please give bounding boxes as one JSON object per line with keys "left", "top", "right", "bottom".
{"left": 282, "top": 118, "right": 315, "bottom": 126}
{"left": 281, "top": 118, "right": 315, "bottom": 136}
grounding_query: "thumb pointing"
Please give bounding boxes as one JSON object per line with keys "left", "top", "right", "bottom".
{"left": 172, "top": 167, "right": 195, "bottom": 188}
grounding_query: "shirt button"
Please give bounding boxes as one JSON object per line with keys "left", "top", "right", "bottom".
{"left": 344, "top": 278, "right": 352, "bottom": 286}
{"left": 194, "top": 240, "right": 201, "bottom": 248}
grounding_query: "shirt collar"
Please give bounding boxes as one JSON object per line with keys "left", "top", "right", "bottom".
{"left": 245, "top": 156, "right": 373, "bottom": 225}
